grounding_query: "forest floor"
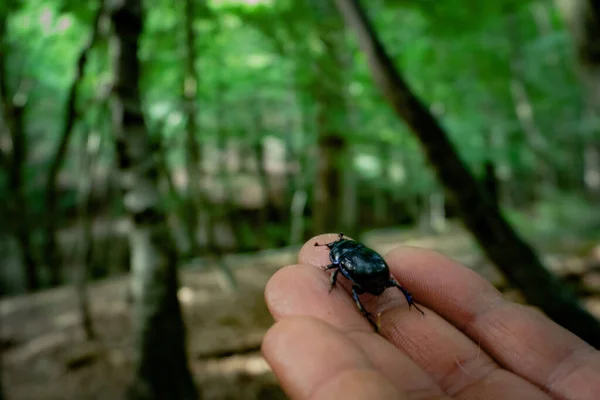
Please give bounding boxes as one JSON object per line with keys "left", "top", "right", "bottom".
{"left": 2, "top": 224, "right": 600, "bottom": 400}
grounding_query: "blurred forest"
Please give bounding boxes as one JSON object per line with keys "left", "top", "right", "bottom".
{"left": 1, "top": 0, "right": 600, "bottom": 399}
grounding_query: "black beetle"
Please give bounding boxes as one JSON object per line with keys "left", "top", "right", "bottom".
{"left": 315, "top": 233, "right": 424, "bottom": 331}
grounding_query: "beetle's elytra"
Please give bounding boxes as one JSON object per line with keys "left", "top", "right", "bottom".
{"left": 315, "top": 233, "right": 424, "bottom": 332}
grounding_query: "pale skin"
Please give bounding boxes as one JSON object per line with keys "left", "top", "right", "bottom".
{"left": 261, "top": 233, "right": 600, "bottom": 400}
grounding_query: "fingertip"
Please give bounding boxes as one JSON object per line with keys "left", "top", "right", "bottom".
{"left": 260, "top": 316, "right": 297, "bottom": 359}
{"left": 264, "top": 263, "right": 339, "bottom": 322}
{"left": 264, "top": 264, "right": 297, "bottom": 321}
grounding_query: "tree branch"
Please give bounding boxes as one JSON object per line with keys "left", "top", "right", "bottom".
{"left": 334, "top": 0, "right": 600, "bottom": 347}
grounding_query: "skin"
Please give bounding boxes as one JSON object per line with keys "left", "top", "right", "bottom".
{"left": 262, "top": 233, "right": 600, "bottom": 400}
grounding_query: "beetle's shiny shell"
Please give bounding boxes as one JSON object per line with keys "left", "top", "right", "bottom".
{"left": 329, "top": 239, "right": 390, "bottom": 295}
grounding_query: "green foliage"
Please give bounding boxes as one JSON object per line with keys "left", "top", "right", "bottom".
{"left": 506, "top": 193, "right": 600, "bottom": 248}
{"left": 1, "top": 0, "right": 597, "bottom": 256}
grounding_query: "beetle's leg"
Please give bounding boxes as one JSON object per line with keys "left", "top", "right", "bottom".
{"left": 351, "top": 286, "right": 379, "bottom": 332}
{"left": 389, "top": 277, "right": 425, "bottom": 316}
{"left": 328, "top": 268, "right": 339, "bottom": 293}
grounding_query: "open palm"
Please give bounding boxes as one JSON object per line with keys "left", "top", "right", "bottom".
{"left": 261, "top": 233, "right": 600, "bottom": 399}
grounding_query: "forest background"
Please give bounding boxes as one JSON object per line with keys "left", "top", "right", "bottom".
{"left": 1, "top": 0, "right": 600, "bottom": 399}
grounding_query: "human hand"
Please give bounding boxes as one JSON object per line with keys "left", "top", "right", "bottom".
{"left": 261, "top": 233, "right": 600, "bottom": 399}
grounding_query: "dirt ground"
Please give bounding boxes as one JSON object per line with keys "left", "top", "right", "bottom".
{"left": 2, "top": 228, "right": 600, "bottom": 400}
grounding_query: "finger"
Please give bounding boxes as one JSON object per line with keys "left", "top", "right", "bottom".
{"left": 261, "top": 316, "right": 407, "bottom": 400}
{"left": 298, "top": 234, "right": 551, "bottom": 399}
{"left": 300, "top": 232, "right": 348, "bottom": 266}
{"left": 385, "top": 246, "right": 600, "bottom": 400}
{"left": 265, "top": 263, "right": 449, "bottom": 399}
{"left": 266, "top": 263, "right": 373, "bottom": 331}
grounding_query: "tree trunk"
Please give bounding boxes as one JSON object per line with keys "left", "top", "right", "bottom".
{"left": 151, "top": 126, "right": 190, "bottom": 256}
{"left": 75, "top": 127, "right": 100, "bottom": 341}
{"left": 107, "top": 0, "right": 199, "bottom": 398}
{"left": 73, "top": 94, "right": 111, "bottom": 339}
{"left": 506, "top": 13, "right": 555, "bottom": 196}
{"left": 308, "top": 0, "right": 349, "bottom": 235}
{"left": 334, "top": 0, "right": 600, "bottom": 347}
{"left": 182, "top": 0, "right": 202, "bottom": 255}
{"left": 0, "top": 363, "right": 4, "bottom": 400}
{"left": 312, "top": 95, "right": 347, "bottom": 235}
{"left": 556, "top": 0, "right": 600, "bottom": 198}
{"left": 483, "top": 123, "right": 504, "bottom": 207}
{"left": 556, "top": 0, "right": 600, "bottom": 105}
{"left": 0, "top": 12, "right": 39, "bottom": 291}
{"left": 42, "top": 3, "right": 105, "bottom": 286}
{"left": 211, "top": 69, "right": 237, "bottom": 291}
{"left": 340, "top": 144, "right": 358, "bottom": 232}
{"left": 373, "top": 141, "right": 389, "bottom": 227}
{"left": 428, "top": 191, "right": 446, "bottom": 234}
{"left": 246, "top": 99, "right": 272, "bottom": 248}
{"left": 483, "top": 160, "right": 500, "bottom": 208}
{"left": 212, "top": 36, "right": 238, "bottom": 254}
{"left": 287, "top": 93, "right": 310, "bottom": 244}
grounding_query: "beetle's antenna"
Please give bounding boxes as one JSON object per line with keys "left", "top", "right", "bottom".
{"left": 315, "top": 233, "right": 344, "bottom": 248}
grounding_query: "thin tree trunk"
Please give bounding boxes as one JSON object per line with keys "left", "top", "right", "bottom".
{"left": 556, "top": 0, "right": 600, "bottom": 198}
{"left": 506, "top": 14, "right": 555, "bottom": 194}
{"left": 583, "top": 141, "right": 600, "bottom": 193}
{"left": 73, "top": 1, "right": 111, "bottom": 343}
{"left": 42, "top": 2, "right": 105, "bottom": 286}
{"left": 246, "top": 99, "right": 271, "bottom": 248}
{"left": 182, "top": 0, "right": 202, "bottom": 255}
{"left": 483, "top": 127, "right": 501, "bottom": 208}
{"left": 212, "top": 34, "right": 236, "bottom": 251}
{"left": 334, "top": 0, "right": 600, "bottom": 347}
{"left": 107, "top": 0, "right": 199, "bottom": 398}
{"left": 556, "top": 0, "right": 600, "bottom": 106}
{"left": 372, "top": 141, "right": 389, "bottom": 227}
{"left": 0, "top": 364, "right": 4, "bottom": 400}
{"left": 288, "top": 92, "right": 311, "bottom": 244}
{"left": 0, "top": 12, "right": 39, "bottom": 291}
{"left": 483, "top": 160, "right": 500, "bottom": 208}
{"left": 309, "top": 0, "right": 349, "bottom": 235}
{"left": 339, "top": 56, "right": 359, "bottom": 234}
{"left": 75, "top": 127, "right": 100, "bottom": 341}
{"left": 312, "top": 98, "right": 347, "bottom": 235}
{"left": 429, "top": 191, "right": 446, "bottom": 233}
{"left": 211, "top": 70, "right": 237, "bottom": 291}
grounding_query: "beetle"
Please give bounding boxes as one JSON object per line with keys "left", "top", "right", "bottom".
{"left": 315, "top": 233, "right": 424, "bottom": 331}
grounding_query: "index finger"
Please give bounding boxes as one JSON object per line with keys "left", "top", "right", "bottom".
{"left": 383, "top": 245, "right": 600, "bottom": 400}
{"left": 299, "top": 234, "right": 553, "bottom": 399}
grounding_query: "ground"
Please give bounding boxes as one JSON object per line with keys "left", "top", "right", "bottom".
{"left": 2, "top": 226, "right": 600, "bottom": 399}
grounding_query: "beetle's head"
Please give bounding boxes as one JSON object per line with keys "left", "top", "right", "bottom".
{"left": 328, "top": 245, "right": 344, "bottom": 263}
{"left": 314, "top": 232, "right": 346, "bottom": 249}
